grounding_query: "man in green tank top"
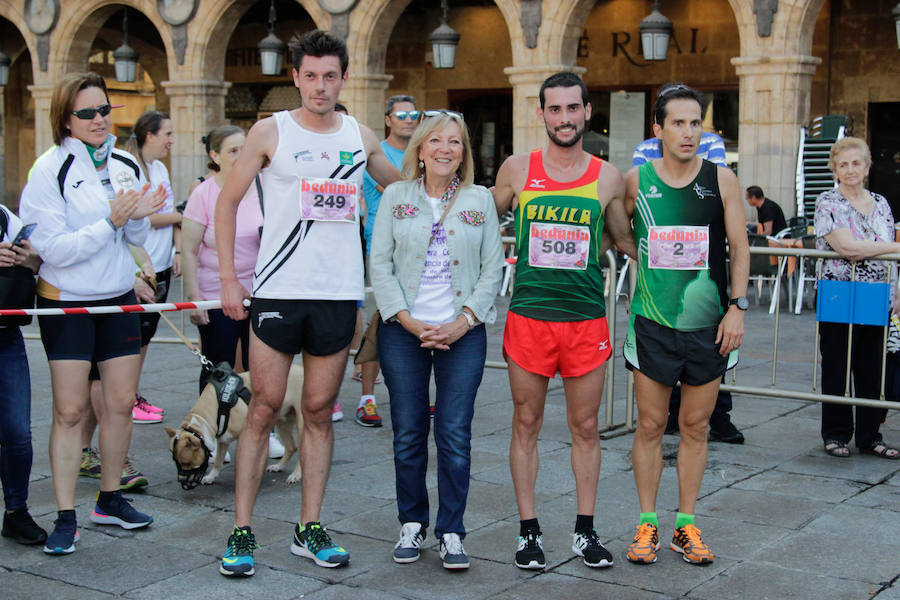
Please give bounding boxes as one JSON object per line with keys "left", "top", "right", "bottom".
{"left": 621, "top": 84, "right": 749, "bottom": 566}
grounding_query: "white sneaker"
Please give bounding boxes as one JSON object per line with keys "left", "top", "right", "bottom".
{"left": 268, "top": 432, "right": 285, "bottom": 459}
{"left": 439, "top": 533, "right": 469, "bottom": 570}
{"left": 332, "top": 401, "right": 343, "bottom": 422}
{"left": 393, "top": 522, "right": 424, "bottom": 563}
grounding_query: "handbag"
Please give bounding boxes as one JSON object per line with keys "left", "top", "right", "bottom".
{"left": 0, "top": 210, "right": 36, "bottom": 327}
{"left": 354, "top": 181, "right": 460, "bottom": 365}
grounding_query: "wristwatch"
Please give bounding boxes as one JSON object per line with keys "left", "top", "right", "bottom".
{"left": 461, "top": 310, "right": 476, "bottom": 329}
{"left": 728, "top": 297, "right": 749, "bottom": 311}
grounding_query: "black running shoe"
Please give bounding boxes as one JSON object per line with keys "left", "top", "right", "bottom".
{"left": 2, "top": 509, "right": 47, "bottom": 545}
{"left": 572, "top": 529, "right": 613, "bottom": 568}
{"left": 515, "top": 530, "right": 546, "bottom": 570}
{"left": 709, "top": 416, "right": 745, "bottom": 444}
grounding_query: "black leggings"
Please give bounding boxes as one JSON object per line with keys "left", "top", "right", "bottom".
{"left": 197, "top": 308, "right": 250, "bottom": 395}
{"left": 819, "top": 321, "right": 887, "bottom": 448}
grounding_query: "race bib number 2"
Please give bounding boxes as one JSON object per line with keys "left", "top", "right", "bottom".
{"left": 299, "top": 177, "right": 358, "bottom": 222}
{"left": 648, "top": 225, "right": 709, "bottom": 270}
{"left": 529, "top": 222, "right": 590, "bottom": 270}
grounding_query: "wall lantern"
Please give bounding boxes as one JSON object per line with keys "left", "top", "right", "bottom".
{"left": 0, "top": 50, "right": 10, "bottom": 87}
{"left": 113, "top": 9, "right": 140, "bottom": 83}
{"left": 258, "top": 0, "right": 287, "bottom": 76}
{"left": 639, "top": 0, "right": 673, "bottom": 61}
{"left": 893, "top": 2, "right": 900, "bottom": 51}
{"left": 429, "top": 0, "right": 460, "bottom": 69}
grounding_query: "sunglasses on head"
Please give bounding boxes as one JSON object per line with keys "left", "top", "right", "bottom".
{"left": 420, "top": 109, "right": 464, "bottom": 121}
{"left": 71, "top": 104, "right": 112, "bottom": 120}
{"left": 656, "top": 84, "right": 691, "bottom": 99}
{"left": 389, "top": 110, "right": 420, "bottom": 120}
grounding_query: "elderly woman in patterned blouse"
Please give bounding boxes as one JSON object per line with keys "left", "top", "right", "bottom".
{"left": 814, "top": 136, "right": 900, "bottom": 460}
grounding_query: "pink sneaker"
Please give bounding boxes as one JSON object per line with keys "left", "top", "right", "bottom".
{"left": 133, "top": 399, "right": 163, "bottom": 424}
{"left": 135, "top": 394, "right": 164, "bottom": 415}
{"left": 332, "top": 401, "right": 344, "bottom": 422}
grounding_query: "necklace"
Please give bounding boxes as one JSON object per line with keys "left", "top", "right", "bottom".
{"left": 418, "top": 174, "right": 460, "bottom": 208}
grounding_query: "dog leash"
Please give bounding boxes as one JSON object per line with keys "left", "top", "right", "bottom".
{"left": 159, "top": 311, "right": 216, "bottom": 370}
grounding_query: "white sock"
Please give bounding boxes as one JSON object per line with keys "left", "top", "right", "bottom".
{"left": 359, "top": 394, "right": 375, "bottom": 409}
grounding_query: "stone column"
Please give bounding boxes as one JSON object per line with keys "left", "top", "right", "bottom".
{"left": 731, "top": 55, "right": 821, "bottom": 217}
{"left": 160, "top": 80, "right": 230, "bottom": 201}
{"left": 27, "top": 83, "right": 55, "bottom": 156}
{"left": 341, "top": 72, "right": 393, "bottom": 134}
{"left": 504, "top": 65, "right": 586, "bottom": 155}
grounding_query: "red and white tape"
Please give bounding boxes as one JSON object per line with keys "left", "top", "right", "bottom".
{"left": 0, "top": 300, "right": 222, "bottom": 318}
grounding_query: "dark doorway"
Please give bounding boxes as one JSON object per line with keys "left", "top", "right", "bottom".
{"left": 449, "top": 90, "right": 512, "bottom": 187}
{"left": 869, "top": 102, "right": 900, "bottom": 219}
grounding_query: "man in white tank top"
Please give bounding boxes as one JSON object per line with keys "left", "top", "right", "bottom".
{"left": 214, "top": 30, "right": 401, "bottom": 577}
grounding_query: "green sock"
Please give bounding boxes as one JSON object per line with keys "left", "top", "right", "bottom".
{"left": 639, "top": 512, "right": 658, "bottom": 527}
{"left": 675, "top": 512, "right": 694, "bottom": 529}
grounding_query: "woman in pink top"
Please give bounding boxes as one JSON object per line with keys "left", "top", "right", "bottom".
{"left": 182, "top": 125, "right": 262, "bottom": 393}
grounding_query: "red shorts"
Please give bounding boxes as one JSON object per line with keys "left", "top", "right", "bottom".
{"left": 502, "top": 311, "right": 612, "bottom": 378}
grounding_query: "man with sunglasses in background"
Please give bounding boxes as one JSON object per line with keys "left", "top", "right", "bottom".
{"left": 622, "top": 82, "right": 748, "bottom": 566}
{"left": 493, "top": 71, "right": 635, "bottom": 571}
{"left": 352, "top": 95, "right": 419, "bottom": 428}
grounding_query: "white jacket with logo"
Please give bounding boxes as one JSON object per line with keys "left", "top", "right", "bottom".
{"left": 19, "top": 135, "right": 150, "bottom": 301}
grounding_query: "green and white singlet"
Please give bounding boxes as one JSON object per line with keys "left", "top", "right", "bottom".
{"left": 630, "top": 159, "right": 728, "bottom": 331}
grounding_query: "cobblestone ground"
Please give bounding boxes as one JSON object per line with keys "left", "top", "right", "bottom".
{"left": 2, "top": 289, "right": 898, "bottom": 599}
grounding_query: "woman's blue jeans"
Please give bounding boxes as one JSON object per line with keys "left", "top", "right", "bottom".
{"left": 377, "top": 321, "right": 486, "bottom": 538}
{"left": 0, "top": 327, "right": 33, "bottom": 511}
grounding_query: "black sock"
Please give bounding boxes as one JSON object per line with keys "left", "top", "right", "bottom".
{"left": 57, "top": 509, "right": 76, "bottom": 523}
{"left": 97, "top": 490, "right": 118, "bottom": 507}
{"left": 574, "top": 514, "right": 594, "bottom": 534}
{"left": 520, "top": 518, "right": 540, "bottom": 536}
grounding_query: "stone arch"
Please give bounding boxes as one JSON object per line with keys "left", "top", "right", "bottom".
{"left": 345, "top": 0, "right": 412, "bottom": 76}
{"left": 728, "top": 0, "right": 826, "bottom": 57}
{"left": 0, "top": 8, "right": 36, "bottom": 208}
{"left": 191, "top": 0, "right": 327, "bottom": 82}
{"left": 50, "top": 0, "right": 173, "bottom": 78}
{"left": 535, "top": 0, "right": 597, "bottom": 66}
{"left": 0, "top": 2, "right": 37, "bottom": 70}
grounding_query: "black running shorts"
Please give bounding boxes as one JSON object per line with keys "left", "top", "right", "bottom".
{"left": 37, "top": 291, "right": 142, "bottom": 362}
{"left": 624, "top": 313, "right": 737, "bottom": 387}
{"left": 250, "top": 298, "right": 356, "bottom": 356}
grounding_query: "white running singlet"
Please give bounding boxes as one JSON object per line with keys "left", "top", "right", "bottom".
{"left": 253, "top": 111, "right": 367, "bottom": 300}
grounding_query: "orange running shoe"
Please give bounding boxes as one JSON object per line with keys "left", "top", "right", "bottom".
{"left": 626, "top": 523, "right": 660, "bottom": 564}
{"left": 670, "top": 524, "right": 714, "bottom": 564}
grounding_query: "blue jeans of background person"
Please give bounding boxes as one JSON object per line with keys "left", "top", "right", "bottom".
{"left": 378, "top": 320, "right": 486, "bottom": 539}
{"left": 197, "top": 308, "right": 250, "bottom": 395}
{"left": 0, "top": 327, "right": 33, "bottom": 511}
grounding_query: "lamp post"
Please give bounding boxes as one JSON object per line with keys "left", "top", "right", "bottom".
{"left": 258, "top": 0, "right": 287, "bottom": 76}
{"left": 113, "top": 9, "right": 139, "bottom": 82}
{"left": 893, "top": 2, "right": 900, "bottom": 51}
{"left": 639, "top": 0, "right": 673, "bottom": 61}
{"left": 0, "top": 50, "right": 9, "bottom": 87}
{"left": 429, "top": 0, "right": 460, "bottom": 69}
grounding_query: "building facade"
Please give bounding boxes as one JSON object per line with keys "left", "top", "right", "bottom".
{"left": 1, "top": 0, "right": 898, "bottom": 217}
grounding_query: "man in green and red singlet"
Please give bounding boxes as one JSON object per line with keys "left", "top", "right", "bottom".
{"left": 493, "top": 72, "right": 635, "bottom": 571}
{"left": 622, "top": 83, "right": 749, "bottom": 566}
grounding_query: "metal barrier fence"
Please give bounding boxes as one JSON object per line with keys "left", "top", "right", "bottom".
{"left": 20, "top": 242, "right": 900, "bottom": 436}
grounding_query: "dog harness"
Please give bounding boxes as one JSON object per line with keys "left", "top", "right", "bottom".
{"left": 205, "top": 361, "right": 252, "bottom": 438}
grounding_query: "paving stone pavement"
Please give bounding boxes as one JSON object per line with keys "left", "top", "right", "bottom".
{"left": 1, "top": 290, "right": 898, "bottom": 599}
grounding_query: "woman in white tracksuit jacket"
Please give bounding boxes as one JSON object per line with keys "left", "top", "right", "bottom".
{"left": 19, "top": 72, "right": 165, "bottom": 555}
